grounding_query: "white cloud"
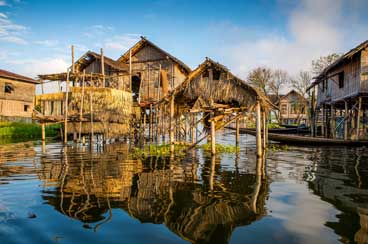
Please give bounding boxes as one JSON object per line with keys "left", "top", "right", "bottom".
{"left": 215, "top": 0, "right": 367, "bottom": 80}
{"left": 0, "top": 14, "right": 27, "bottom": 44}
{"left": 0, "top": 13, "right": 7, "bottom": 18}
{"left": 6, "top": 58, "right": 69, "bottom": 78}
{"left": 104, "top": 34, "right": 140, "bottom": 51}
{"left": 33, "top": 39, "right": 59, "bottom": 47}
{"left": 0, "top": 1, "right": 7, "bottom": 6}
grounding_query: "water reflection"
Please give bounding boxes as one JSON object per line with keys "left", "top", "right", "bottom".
{"left": 37, "top": 144, "right": 268, "bottom": 243}
{"left": 1, "top": 138, "right": 368, "bottom": 243}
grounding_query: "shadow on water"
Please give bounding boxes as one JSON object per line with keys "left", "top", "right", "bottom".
{"left": 0, "top": 132, "right": 368, "bottom": 243}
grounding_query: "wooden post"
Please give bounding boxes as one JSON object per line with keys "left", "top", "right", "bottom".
{"left": 143, "top": 108, "right": 146, "bottom": 143}
{"left": 71, "top": 45, "right": 75, "bottom": 73}
{"left": 357, "top": 97, "right": 362, "bottom": 140}
{"left": 129, "top": 49, "right": 132, "bottom": 91}
{"left": 321, "top": 106, "right": 325, "bottom": 137}
{"left": 155, "top": 105, "right": 159, "bottom": 143}
{"left": 235, "top": 115, "right": 240, "bottom": 146}
{"left": 41, "top": 123, "right": 46, "bottom": 142}
{"left": 210, "top": 113, "right": 216, "bottom": 155}
{"left": 256, "top": 100, "right": 262, "bottom": 158}
{"left": 149, "top": 104, "right": 153, "bottom": 142}
{"left": 331, "top": 104, "right": 336, "bottom": 139}
{"left": 90, "top": 92, "right": 94, "bottom": 145}
{"left": 191, "top": 114, "right": 195, "bottom": 144}
{"left": 170, "top": 96, "right": 175, "bottom": 152}
{"left": 262, "top": 111, "right": 266, "bottom": 150}
{"left": 101, "top": 48, "right": 105, "bottom": 87}
{"left": 64, "top": 70, "right": 70, "bottom": 144}
{"left": 78, "top": 70, "right": 86, "bottom": 143}
{"left": 344, "top": 100, "right": 348, "bottom": 140}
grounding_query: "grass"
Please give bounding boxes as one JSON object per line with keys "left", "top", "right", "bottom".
{"left": 0, "top": 122, "right": 60, "bottom": 144}
{"left": 247, "top": 122, "right": 282, "bottom": 129}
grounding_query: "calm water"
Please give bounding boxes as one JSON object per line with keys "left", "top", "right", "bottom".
{"left": 0, "top": 130, "right": 368, "bottom": 244}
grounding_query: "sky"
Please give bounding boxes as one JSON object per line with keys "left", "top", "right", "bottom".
{"left": 1, "top": 0, "right": 368, "bottom": 82}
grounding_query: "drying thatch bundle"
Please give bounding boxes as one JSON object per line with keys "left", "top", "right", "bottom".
{"left": 69, "top": 87, "right": 132, "bottom": 124}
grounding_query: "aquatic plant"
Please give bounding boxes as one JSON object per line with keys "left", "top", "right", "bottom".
{"left": 199, "top": 143, "right": 239, "bottom": 154}
{"left": 130, "top": 144, "right": 187, "bottom": 159}
{"left": 269, "top": 144, "right": 289, "bottom": 152}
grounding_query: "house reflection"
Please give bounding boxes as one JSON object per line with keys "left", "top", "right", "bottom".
{"left": 38, "top": 145, "right": 269, "bottom": 243}
{"left": 306, "top": 147, "right": 368, "bottom": 244}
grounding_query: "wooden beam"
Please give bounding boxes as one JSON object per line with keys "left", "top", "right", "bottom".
{"left": 331, "top": 104, "right": 336, "bottom": 139}
{"left": 129, "top": 49, "right": 132, "bottom": 91}
{"left": 90, "top": 92, "right": 94, "bottom": 145}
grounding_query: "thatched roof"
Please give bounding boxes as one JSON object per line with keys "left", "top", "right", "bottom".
{"left": 170, "top": 58, "right": 271, "bottom": 110}
{"left": 73, "top": 51, "right": 128, "bottom": 72}
{"left": 0, "top": 69, "right": 39, "bottom": 84}
{"left": 117, "top": 36, "right": 191, "bottom": 75}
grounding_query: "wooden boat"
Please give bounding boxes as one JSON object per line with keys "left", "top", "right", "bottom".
{"left": 227, "top": 127, "right": 368, "bottom": 147}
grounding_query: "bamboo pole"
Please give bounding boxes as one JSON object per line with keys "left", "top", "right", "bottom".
{"left": 256, "top": 100, "right": 262, "bottom": 158}
{"left": 344, "top": 100, "right": 348, "bottom": 140}
{"left": 101, "top": 48, "right": 105, "bottom": 88}
{"left": 211, "top": 113, "right": 216, "bottom": 155}
{"left": 129, "top": 49, "right": 132, "bottom": 91}
{"left": 191, "top": 114, "right": 195, "bottom": 144}
{"left": 41, "top": 123, "right": 45, "bottom": 142}
{"left": 78, "top": 70, "right": 86, "bottom": 143}
{"left": 71, "top": 45, "right": 75, "bottom": 73}
{"left": 64, "top": 70, "right": 70, "bottom": 144}
{"left": 235, "top": 115, "right": 240, "bottom": 146}
{"left": 321, "top": 106, "right": 325, "bottom": 137}
{"left": 331, "top": 104, "right": 336, "bottom": 139}
{"left": 90, "top": 92, "right": 94, "bottom": 145}
{"left": 143, "top": 108, "right": 146, "bottom": 144}
{"left": 170, "top": 96, "right": 175, "bottom": 152}
{"left": 149, "top": 104, "right": 153, "bottom": 142}
{"left": 357, "top": 97, "right": 362, "bottom": 140}
{"left": 262, "top": 111, "right": 266, "bottom": 150}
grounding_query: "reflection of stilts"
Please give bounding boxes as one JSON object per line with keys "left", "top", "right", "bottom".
{"left": 251, "top": 156, "right": 264, "bottom": 213}
{"left": 209, "top": 155, "right": 216, "bottom": 191}
{"left": 355, "top": 208, "right": 368, "bottom": 244}
{"left": 60, "top": 146, "right": 69, "bottom": 216}
{"left": 355, "top": 148, "right": 362, "bottom": 189}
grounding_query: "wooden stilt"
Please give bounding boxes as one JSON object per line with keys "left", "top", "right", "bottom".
{"left": 357, "top": 97, "right": 362, "bottom": 140}
{"left": 170, "top": 96, "right": 175, "bottom": 152}
{"left": 149, "top": 104, "right": 153, "bottom": 142}
{"left": 191, "top": 114, "right": 195, "bottom": 144}
{"left": 331, "top": 104, "right": 336, "bottom": 139}
{"left": 256, "top": 100, "right": 262, "bottom": 158}
{"left": 64, "top": 70, "right": 70, "bottom": 144}
{"left": 90, "top": 92, "right": 94, "bottom": 145}
{"left": 235, "top": 115, "right": 240, "bottom": 146}
{"left": 41, "top": 123, "right": 45, "bottom": 142}
{"left": 262, "top": 111, "right": 266, "bottom": 150}
{"left": 101, "top": 48, "right": 105, "bottom": 87}
{"left": 344, "top": 100, "right": 348, "bottom": 140}
{"left": 143, "top": 109, "right": 146, "bottom": 143}
{"left": 78, "top": 70, "right": 86, "bottom": 143}
{"left": 321, "top": 106, "right": 325, "bottom": 137}
{"left": 210, "top": 113, "right": 216, "bottom": 155}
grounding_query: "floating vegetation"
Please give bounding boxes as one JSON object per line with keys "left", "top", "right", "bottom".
{"left": 199, "top": 143, "right": 239, "bottom": 154}
{"left": 130, "top": 144, "right": 187, "bottom": 159}
{"left": 269, "top": 144, "right": 289, "bottom": 152}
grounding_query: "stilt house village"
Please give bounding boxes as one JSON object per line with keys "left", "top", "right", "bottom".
{"left": 2, "top": 37, "right": 368, "bottom": 153}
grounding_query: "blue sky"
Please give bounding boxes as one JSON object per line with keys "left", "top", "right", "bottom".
{"left": 1, "top": 0, "right": 368, "bottom": 80}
